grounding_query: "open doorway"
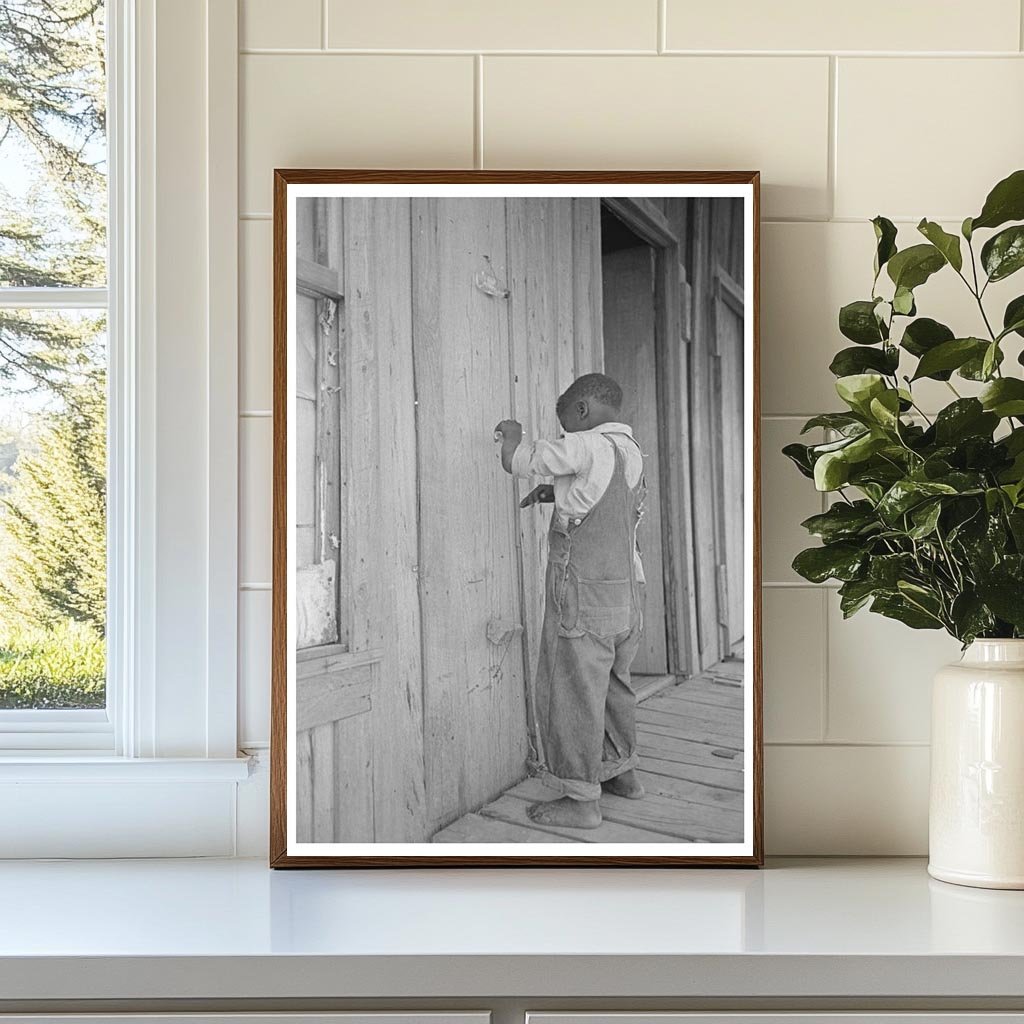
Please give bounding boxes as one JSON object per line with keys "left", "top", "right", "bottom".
{"left": 600, "top": 205, "right": 672, "bottom": 687}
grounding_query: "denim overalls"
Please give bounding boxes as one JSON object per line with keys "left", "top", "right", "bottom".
{"left": 530, "top": 432, "right": 646, "bottom": 801}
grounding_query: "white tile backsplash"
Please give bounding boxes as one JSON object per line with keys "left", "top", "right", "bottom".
{"left": 836, "top": 58, "right": 1024, "bottom": 221}
{"left": 235, "top": 1, "right": 1023, "bottom": 854}
{"left": 327, "top": 0, "right": 658, "bottom": 51}
{"left": 483, "top": 56, "right": 831, "bottom": 219}
{"left": 240, "top": 55, "right": 474, "bottom": 214}
{"left": 763, "top": 588, "right": 826, "bottom": 743}
{"left": 760, "top": 418, "right": 825, "bottom": 584}
{"left": 826, "top": 599, "right": 961, "bottom": 744}
{"left": 666, "top": 0, "right": 1021, "bottom": 53}
{"left": 241, "top": 0, "right": 321, "bottom": 49}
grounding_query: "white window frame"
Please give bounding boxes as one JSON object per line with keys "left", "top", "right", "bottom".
{"left": 0, "top": 6, "right": 119, "bottom": 751}
{"left": 0, "top": 0, "right": 248, "bottom": 856}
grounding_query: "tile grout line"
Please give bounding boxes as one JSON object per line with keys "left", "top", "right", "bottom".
{"left": 237, "top": 46, "right": 1024, "bottom": 57}
{"left": 474, "top": 54, "right": 484, "bottom": 169}
{"left": 657, "top": 0, "right": 666, "bottom": 53}
{"left": 766, "top": 740, "right": 931, "bottom": 748}
{"left": 820, "top": 588, "right": 830, "bottom": 743}
{"left": 827, "top": 55, "right": 838, "bottom": 220}
{"left": 321, "top": 0, "right": 329, "bottom": 50}
{"left": 1020, "top": 0, "right": 1024, "bottom": 51}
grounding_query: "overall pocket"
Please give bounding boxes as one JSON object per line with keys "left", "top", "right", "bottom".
{"left": 576, "top": 578, "right": 632, "bottom": 639}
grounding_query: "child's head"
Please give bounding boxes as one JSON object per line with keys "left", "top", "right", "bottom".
{"left": 556, "top": 373, "right": 624, "bottom": 433}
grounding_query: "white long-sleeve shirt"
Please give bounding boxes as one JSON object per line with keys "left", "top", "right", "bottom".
{"left": 510, "top": 421, "right": 646, "bottom": 581}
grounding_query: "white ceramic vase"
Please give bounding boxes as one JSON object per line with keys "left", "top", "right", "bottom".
{"left": 929, "top": 639, "right": 1024, "bottom": 889}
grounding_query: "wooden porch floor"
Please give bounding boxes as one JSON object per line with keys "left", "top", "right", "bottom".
{"left": 432, "top": 659, "right": 745, "bottom": 844}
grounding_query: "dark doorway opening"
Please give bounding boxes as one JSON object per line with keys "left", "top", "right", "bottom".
{"left": 600, "top": 204, "right": 671, "bottom": 682}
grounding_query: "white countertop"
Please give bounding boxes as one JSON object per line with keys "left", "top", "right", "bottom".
{"left": 1, "top": 857, "right": 1023, "bottom": 1002}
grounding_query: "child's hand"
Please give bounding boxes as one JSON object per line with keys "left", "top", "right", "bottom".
{"left": 520, "top": 484, "right": 555, "bottom": 508}
{"left": 494, "top": 419, "right": 523, "bottom": 444}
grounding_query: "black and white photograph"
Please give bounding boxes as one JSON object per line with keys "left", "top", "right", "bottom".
{"left": 271, "top": 172, "right": 761, "bottom": 866}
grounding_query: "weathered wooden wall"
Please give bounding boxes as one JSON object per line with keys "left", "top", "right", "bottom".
{"left": 294, "top": 196, "right": 603, "bottom": 841}
{"left": 293, "top": 194, "right": 746, "bottom": 839}
{"left": 664, "top": 197, "right": 746, "bottom": 669}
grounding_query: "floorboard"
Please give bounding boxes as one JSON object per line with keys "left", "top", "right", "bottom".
{"left": 429, "top": 660, "right": 746, "bottom": 844}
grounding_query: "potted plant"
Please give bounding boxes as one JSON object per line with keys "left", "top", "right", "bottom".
{"left": 785, "top": 169, "right": 1024, "bottom": 888}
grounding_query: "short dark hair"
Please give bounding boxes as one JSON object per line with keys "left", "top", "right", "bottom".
{"left": 556, "top": 373, "right": 623, "bottom": 414}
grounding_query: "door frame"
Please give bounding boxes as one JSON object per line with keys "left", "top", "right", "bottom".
{"left": 713, "top": 264, "right": 746, "bottom": 656}
{"left": 601, "top": 198, "right": 697, "bottom": 678}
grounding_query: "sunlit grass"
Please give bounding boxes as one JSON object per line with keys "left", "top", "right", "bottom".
{"left": 0, "top": 619, "right": 105, "bottom": 709}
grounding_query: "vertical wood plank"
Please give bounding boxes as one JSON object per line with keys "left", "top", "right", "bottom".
{"left": 310, "top": 721, "right": 335, "bottom": 842}
{"left": 333, "top": 711, "right": 375, "bottom": 841}
{"left": 295, "top": 198, "right": 315, "bottom": 263}
{"left": 572, "top": 198, "right": 604, "bottom": 376}
{"left": 368, "top": 198, "right": 428, "bottom": 840}
{"left": 342, "top": 200, "right": 382, "bottom": 655}
{"left": 413, "top": 197, "right": 528, "bottom": 833}
{"left": 685, "top": 198, "right": 724, "bottom": 669}
{"left": 660, "top": 197, "right": 701, "bottom": 677}
{"left": 295, "top": 728, "right": 313, "bottom": 842}
{"left": 553, "top": 198, "right": 575, "bottom": 396}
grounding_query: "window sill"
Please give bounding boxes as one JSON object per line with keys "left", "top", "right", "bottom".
{"left": 0, "top": 754, "right": 252, "bottom": 783}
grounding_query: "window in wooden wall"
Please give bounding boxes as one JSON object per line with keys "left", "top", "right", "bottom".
{"left": 295, "top": 256, "right": 344, "bottom": 651}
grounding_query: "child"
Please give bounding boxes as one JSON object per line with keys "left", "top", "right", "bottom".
{"left": 495, "top": 372, "right": 646, "bottom": 830}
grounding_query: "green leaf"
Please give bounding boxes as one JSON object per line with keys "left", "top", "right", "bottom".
{"left": 887, "top": 243, "right": 946, "bottom": 291}
{"left": 814, "top": 451, "right": 851, "bottom": 491}
{"left": 900, "top": 317, "right": 954, "bottom": 362}
{"left": 980, "top": 378, "right": 1024, "bottom": 418}
{"left": 962, "top": 216, "right": 974, "bottom": 241}
{"left": 960, "top": 344, "right": 1004, "bottom": 381}
{"left": 871, "top": 594, "right": 943, "bottom": 630}
{"left": 877, "top": 479, "right": 958, "bottom": 523}
{"left": 908, "top": 500, "right": 942, "bottom": 540}
{"left": 838, "top": 578, "right": 880, "bottom": 618}
{"left": 982, "top": 341, "right": 1000, "bottom": 381}
{"left": 892, "top": 286, "right": 916, "bottom": 316}
{"left": 917, "top": 218, "right": 963, "bottom": 272}
{"left": 981, "top": 225, "right": 1024, "bottom": 282}
{"left": 829, "top": 345, "right": 899, "bottom": 378}
{"left": 836, "top": 373, "right": 886, "bottom": 412}
{"left": 868, "top": 389, "right": 902, "bottom": 430}
{"left": 1002, "top": 295, "right": 1024, "bottom": 340}
{"left": 800, "top": 412, "right": 866, "bottom": 435}
{"left": 970, "top": 169, "right": 1024, "bottom": 232}
{"left": 839, "top": 299, "right": 887, "bottom": 345}
{"left": 868, "top": 553, "right": 915, "bottom": 587}
{"left": 782, "top": 442, "right": 815, "bottom": 479}
{"left": 872, "top": 215, "right": 898, "bottom": 277}
{"left": 800, "top": 501, "right": 879, "bottom": 543}
{"left": 792, "top": 543, "right": 866, "bottom": 584}
{"left": 950, "top": 593, "right": 996, "bottom": 644}
{"left": 933, "top": 399, "right": 998, "bottom": 444}
{"left": 975, "top": 575, "right": 1024, "bottom": 629}
{"left": 911, "top": 337, "right": 988, "bottom": 381}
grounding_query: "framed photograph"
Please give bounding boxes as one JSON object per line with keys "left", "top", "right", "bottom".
{"left": 270, "top": 171, "right": 762, "bottom": 867}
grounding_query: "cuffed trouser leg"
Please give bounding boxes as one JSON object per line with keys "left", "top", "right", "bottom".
{"left": 531, "top": 584, "right": 643, "bottom": 802}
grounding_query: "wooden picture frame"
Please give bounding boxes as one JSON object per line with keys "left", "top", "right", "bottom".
{"left": 270, "top": 170, "right": 762, "bottom": 867}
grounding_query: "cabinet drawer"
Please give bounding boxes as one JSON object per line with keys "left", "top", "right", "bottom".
{"left": 529, "top": 1017, "right": 1024, "bottom": 1024}
{"left": 0, "top": 1016, "right": 489, "bottom": 1024}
